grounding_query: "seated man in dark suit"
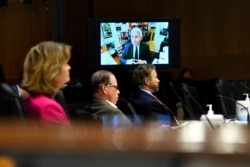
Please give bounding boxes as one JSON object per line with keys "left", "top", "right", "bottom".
{"left": 129, "top": 64, "right": 179, "bottom": 126}
{"left": 0, "top": 83, "right": 26, "bottom": 118}
{"left": 120, "top": 27, "right": 153, "bottom": 65}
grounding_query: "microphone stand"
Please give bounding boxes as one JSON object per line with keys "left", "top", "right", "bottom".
{"left": 169, "top": 82, "right": 195, "bottom": 119}
{"left": 240, "top": 82, "right": 250, "bottom": 92}
{"left": 216, "top": 95, "right": 250, "bottom": 126}
{"left": 169, "top": 82, "right": 215, "bottom": 130}
{"left": 118, "top": 98, "right": 141, "bottom": 127}
{"left": 184, "top": 90, "right": 216, "bottom": 130}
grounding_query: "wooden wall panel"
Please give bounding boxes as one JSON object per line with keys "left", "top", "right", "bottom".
{"left": 91, "top": 0, "right": 250, "bottom": 80}
{"left": 0, "top": 0, "right": 52, "bottom": 84}
{"left": 62, "top": 0, "right": 89, "bottom": 82}
{"left": 1, "top": 0, "right": 250, "bottom": 84}
{"left": 92, "top": 0, "right": 164, "bottom": 18}
{"left": 161, "top": 0, "right": 250, "bottom": 80}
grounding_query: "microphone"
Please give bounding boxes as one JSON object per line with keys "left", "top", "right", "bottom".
{"left": 240, "top": 82, "right": 250, "bottom": 92}
{"left": 170, "top": 82, "right": 215, "bottom": 130}
{"left": 216, "top": 95, "right": 250, "bottom": 125}
{"left": 118, "top": 98, "right": 141, "bottom": 126}
{"left": 169, "top": 82, "right": 197, "bottom": 120}
{"left": 118, "top": 98, "right": 137, "bottom": 116}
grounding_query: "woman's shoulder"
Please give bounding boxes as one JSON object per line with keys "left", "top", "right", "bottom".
{"left": 27, "top": 94, "right": 58, "bottom": 105}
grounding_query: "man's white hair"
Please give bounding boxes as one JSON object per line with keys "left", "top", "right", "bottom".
{"left": 131, "top": 27, "right": 142, "bottom": 36}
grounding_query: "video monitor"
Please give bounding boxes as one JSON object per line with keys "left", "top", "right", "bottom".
{"left": 88, "top": 18, "right": 181, "bottom": 70}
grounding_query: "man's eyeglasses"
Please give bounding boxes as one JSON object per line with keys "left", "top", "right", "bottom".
{"left": 106, "top": 84, "right": 119, "bottom": 90}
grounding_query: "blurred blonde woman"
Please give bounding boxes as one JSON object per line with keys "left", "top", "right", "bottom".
{"left": 21, "top": 41, "right": 71, "bottom": 126}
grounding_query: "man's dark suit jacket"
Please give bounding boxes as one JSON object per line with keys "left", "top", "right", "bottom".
{"left": 129, "top": 89, "right": 171, "bottom": 125}
{"left": 120, "top": 42, "right": 153, "bottom": 64}
{"left": 0, "top": 84, "right": 25, "bottom": 118}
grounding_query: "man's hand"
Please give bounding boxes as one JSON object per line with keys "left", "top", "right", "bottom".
{"left": 126, "top": 59, "right": 146, "bottom": 64}
{"left": 134, "top": 59, "right": 146, "bottom": 64}
{"left": 126, "top": 59, "right": 135, "bottom": 64}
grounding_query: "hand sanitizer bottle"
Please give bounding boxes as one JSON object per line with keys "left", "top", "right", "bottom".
{"left": 200, "top": 104, "right": 224, "bottom": 128}
{"left": 206, "top": 104, "right": 214, "bottom": 115}
{"left": 236, "top": 93, "right": 250, "bottom": 122}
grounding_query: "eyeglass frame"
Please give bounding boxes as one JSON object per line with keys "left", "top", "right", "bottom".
{"left": 106, "top": 84, "right": 119, "bottom": 90}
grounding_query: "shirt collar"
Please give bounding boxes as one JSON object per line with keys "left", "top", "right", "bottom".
{"left": 140, "top": 89, "right": 153, "bottom": 96}
{"left": 105, "top": 100, "right": 118, "bottom": 108}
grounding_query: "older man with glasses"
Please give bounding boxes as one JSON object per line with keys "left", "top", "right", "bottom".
{"left": 83, "top": 70, "right": 132, "bottom": 128}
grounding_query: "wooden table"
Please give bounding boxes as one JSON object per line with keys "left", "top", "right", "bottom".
{"left": 0, "top": 120, "right": 250, "bottom": 167}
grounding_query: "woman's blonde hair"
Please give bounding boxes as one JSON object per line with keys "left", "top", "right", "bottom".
{"left": 21, "top": 41, "right": 71, "bottom": 97}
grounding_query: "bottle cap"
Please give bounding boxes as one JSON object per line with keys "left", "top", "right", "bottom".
{"left": 206, "top": 104, "right": 214, "bottom": 115}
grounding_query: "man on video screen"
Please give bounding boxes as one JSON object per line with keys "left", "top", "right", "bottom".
{"left": 120, "top": 27, "right": 153, "bottom": 65}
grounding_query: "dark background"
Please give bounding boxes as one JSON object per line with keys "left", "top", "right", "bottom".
{"left": 1, "top": 0, "right": 250, "bottom": 84}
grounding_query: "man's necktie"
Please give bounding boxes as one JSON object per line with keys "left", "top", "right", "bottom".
{"left": 152, "top": 95, "right": 180, "bottom": 125}
{"left": 135, "top": 46, "right": 138, "bottom": 59}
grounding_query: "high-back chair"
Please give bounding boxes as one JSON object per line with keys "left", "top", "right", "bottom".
{"left": 55, "top": 90, "right": 69, "bottom": 116}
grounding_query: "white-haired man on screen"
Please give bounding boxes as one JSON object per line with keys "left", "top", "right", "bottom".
{"left": 120, "top": 27, "right": 153, "bottom": 65}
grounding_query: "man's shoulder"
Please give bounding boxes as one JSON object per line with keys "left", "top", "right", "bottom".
{"left": 86, "top": 98, "right": 120, "bottom": 113}
{"left": 140, "top": 42, "right": 149, "bottom": 47}
{"left": 130, "top": 89, "right": 152, "bottom": 101}
{"left": 124, "top": 42, "right": 133, "bottom": 48}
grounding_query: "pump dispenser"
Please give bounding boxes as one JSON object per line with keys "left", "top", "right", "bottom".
{"left": 200, "top": 104, "right": 224, "bottom": 128}
{"left": 207, "top": 104, "right": 214, "bottom": 115}
{"left": 236, "top": 93, "right": 250, "bottom": 122}
{"left": 243, "top": 93, "right": 249, "bottom": 101}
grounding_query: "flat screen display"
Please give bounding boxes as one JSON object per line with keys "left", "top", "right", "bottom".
{"left": 88, "top": 18, "right": 181, "bottom": 70}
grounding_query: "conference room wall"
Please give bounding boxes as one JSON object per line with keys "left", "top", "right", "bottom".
{"left": 1, "top": 0, "right": 250, "bottom": 84}
{"left": 0, "top": 0, "right": 53, "bottom": 84}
